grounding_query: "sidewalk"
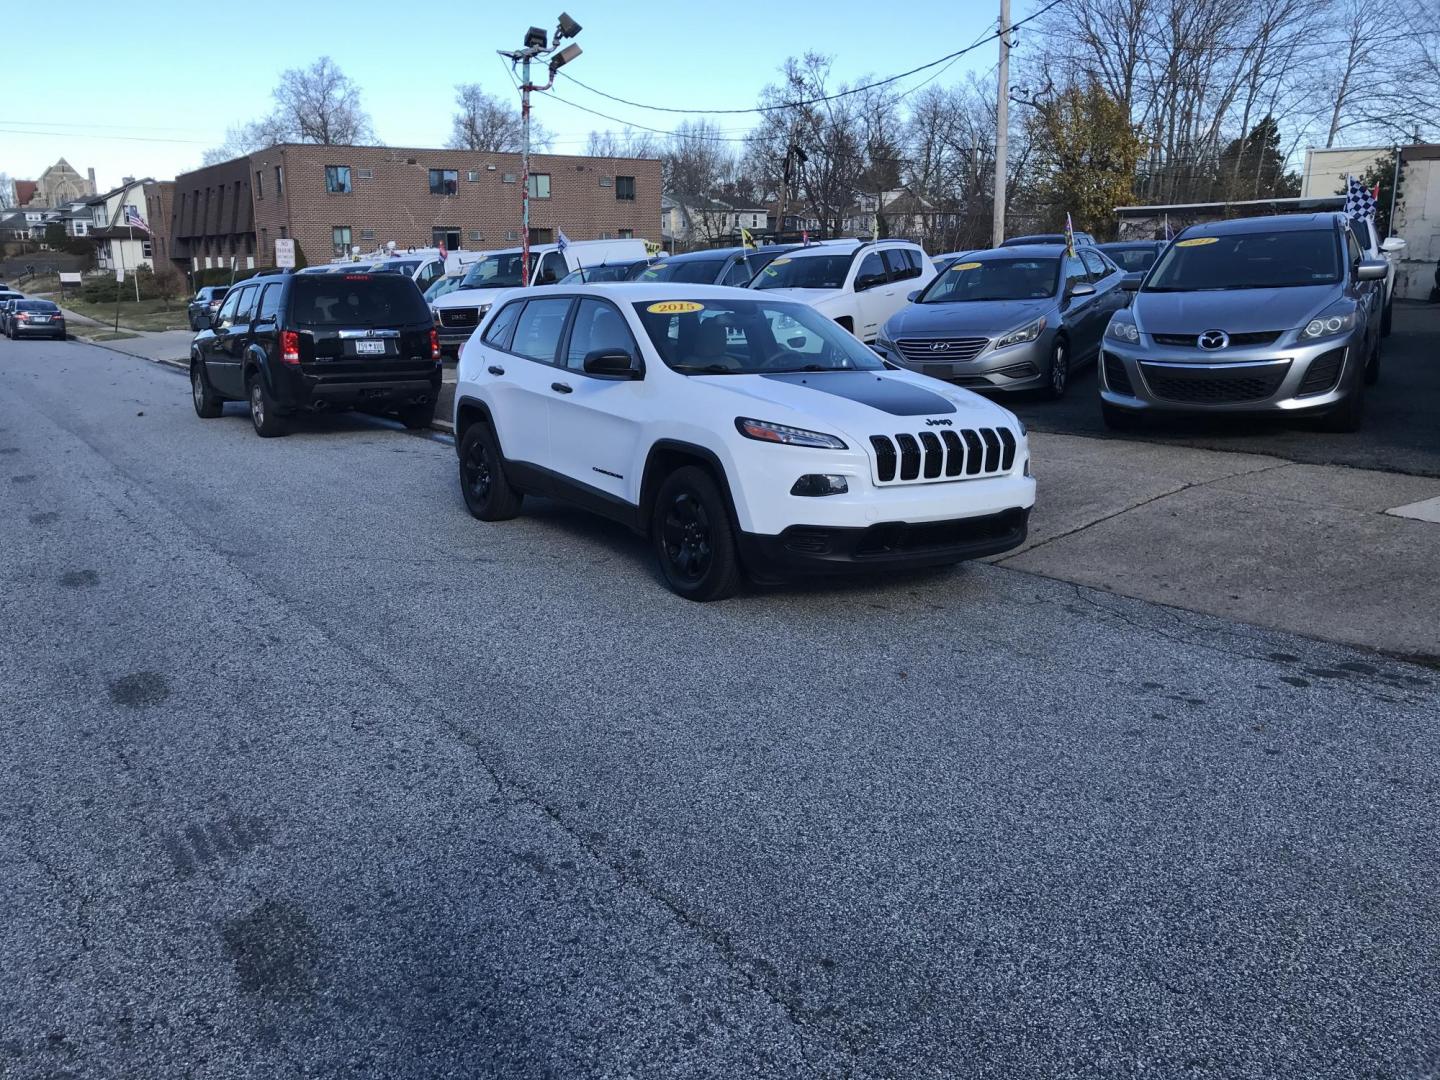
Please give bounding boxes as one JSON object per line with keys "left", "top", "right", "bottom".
{"left": 999, "top": 432, "right": 1440, "bottom": 660}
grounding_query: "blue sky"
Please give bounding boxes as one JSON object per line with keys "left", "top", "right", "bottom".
{"left": 1, "top": 0, "right": 1008, "bottom": 190}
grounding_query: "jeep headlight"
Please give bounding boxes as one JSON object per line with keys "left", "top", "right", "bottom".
{"left": 995, "top": 317, "right": 1046, "bottom": 350}
{"left": 1106, "top": 316, "right": 1140, "bottom": 343}
{"left": 736, "top": 417, "right": 847, "bottom": 450}
{"left": 1301, "top": 303, "right": 1357, "bottom": 341}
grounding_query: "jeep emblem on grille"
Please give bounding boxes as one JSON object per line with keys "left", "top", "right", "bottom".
{"left": 1198, "top": 330, "right": 1229, "bottom": 350}
{"left": 925, "top": 418, "right": 952, "bottom": 426}
{"left": 929, "top": 341, "right": 951, "bottom": 352}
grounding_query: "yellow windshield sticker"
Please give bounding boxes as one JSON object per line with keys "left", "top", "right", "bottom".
{"left": 1176, "top": 237, "right": 1219, "bottom": 247}
{"left": 952, "top": 261, "right": 983, "bottom": 271}
{"left": 769, "top": 257, "right": 792, "bottom": 265}
{"left": 646, "top": 300, "right": 705, "bottom": 315}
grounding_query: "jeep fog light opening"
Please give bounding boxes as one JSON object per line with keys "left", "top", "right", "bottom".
{"left": 791, "top": 474, "right": 849, "bottom": 497}
{"left": 736, "top": 417, "right": 847, "bottom": 450}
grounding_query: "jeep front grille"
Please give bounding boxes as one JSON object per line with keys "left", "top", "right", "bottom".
{"left": 869, "top": 427, "right": 1016, "bottom": 484}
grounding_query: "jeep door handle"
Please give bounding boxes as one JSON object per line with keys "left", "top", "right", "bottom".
{"left": 487, "top": 365, "right": 504, "bottom": 376}
{"left": 551, "top": 382, "right": 573, "bottom": 394}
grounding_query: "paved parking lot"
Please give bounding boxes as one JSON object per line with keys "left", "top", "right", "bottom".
{"left": 1009, "top": 302, "right": 1440, "bottom": 477}
{"left": 2, "top": 336, "right": 1438, "bottom": 1078}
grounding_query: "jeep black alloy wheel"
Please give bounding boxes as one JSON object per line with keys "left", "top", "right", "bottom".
{"left": 191, "top": 362, "right": 222, "bottom": 419}
{"left": 652, "top": 467, "right": 741, "bottom": 601}
{"left": 247, "top": 375, "right": 288, "bottom": 438}
{"left": 458, "top": 424, "right": 522, "bottom": 520}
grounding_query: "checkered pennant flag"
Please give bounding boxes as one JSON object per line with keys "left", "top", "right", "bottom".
{"left": 1343, "top": 174, "right": 1376, "bottom": 222}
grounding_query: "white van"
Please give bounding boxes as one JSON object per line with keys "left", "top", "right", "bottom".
{"left": 431, "top": 239, "right": 648, "bottom": 354}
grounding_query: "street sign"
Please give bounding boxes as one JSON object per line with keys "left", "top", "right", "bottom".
{"left": 58, "top": 272, "right": 81, "bottom": 285}
{"left": 274, "top": 239, "right": 296, "bottom": 268}
{"left": 114, "top": 268, "right": 124, "bottom": 282}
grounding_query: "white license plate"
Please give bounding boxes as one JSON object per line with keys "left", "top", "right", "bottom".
{"left": 31, "top": 318, "right": 49, "bottom": 323}
{"left": 355, "top": 340, "right": 386, "bottom": 355}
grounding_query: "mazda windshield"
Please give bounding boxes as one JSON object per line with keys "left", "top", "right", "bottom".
{"left": 919, "top": 258, "right": 1059, "bottom": 302}
{"left": 752, "top": 254, "right": 852, "bottom": 290}
{"left": 632, "top": 298, "right": 885, "bottom": 375}
{"left": 1145, "top": 230, "right": 1341, "bottom": 291}
{"left": 460, "top": 253, "right": 526, "bottom": 289}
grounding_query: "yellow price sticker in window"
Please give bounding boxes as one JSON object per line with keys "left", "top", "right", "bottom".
{"left": 646, "top": 301, "right": 706, "bottom": 315}
{"left": 1175, "top": 237, "right": 1219, "bottom": 247}
{"left": 951, "top": 261, "right": 983, "bottom": 271}
{"left": 769, "top": 257, "right": 792, "bottom": 265}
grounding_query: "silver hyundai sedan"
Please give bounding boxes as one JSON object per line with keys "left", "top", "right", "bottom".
{"left": 1099, "top": 213, "right": 1388, "bottom": 432}
{"left": 874, "top": 244, "right": 1127, "bottom": 399}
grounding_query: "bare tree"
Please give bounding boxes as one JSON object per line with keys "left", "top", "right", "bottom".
{"left": 202, "top": 56, "right": 374, "bottom": 163}
{"left": 585, "top": 127, "right": 660, "bottom": 159}
{"left": 448, "top": 84, "right": 551, "bottom": 152}
{"left": 0, "top": 173, "right": 15, "bottom": 210}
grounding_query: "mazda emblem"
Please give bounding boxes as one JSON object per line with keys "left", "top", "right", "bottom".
{"left": 1198, "top": 329, "right": 1229, "bottom": 350}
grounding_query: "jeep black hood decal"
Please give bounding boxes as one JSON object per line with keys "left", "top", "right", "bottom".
{"left": 760, "top": 372, "right": 957, "bottom": 416}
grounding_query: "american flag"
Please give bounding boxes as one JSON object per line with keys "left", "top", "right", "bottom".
{"left": 122, "top": 205, "right": 150, "bottom": 233}
{"left": 1343, "top": 174, "right": 1376, "bottom": 222}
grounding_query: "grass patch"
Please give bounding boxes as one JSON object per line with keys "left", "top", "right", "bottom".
{"left": 62, "top": 297, "right": 190, "bottom": 332}
{"left": 71, "top": 327, "right": 141, "bottom": 342}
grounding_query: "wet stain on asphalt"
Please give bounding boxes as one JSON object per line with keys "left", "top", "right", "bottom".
{"left": 222, "top": 899, "right": 320, "bottom": 1001}
{"left": 0, "top": 447, "right": 17, "bottom": 454}
{"left": 59, "top": 570, "right": 99, "bottom": 588}
{"left": 28, "top": 511, "right": 59, "bottom": 525}
{"left": 107, "top": 671, "right": 170, "bottom": 708}
{"left": 1268, "top": 652, "right": 1300, "bottom": 663}
{"left": 11, "top": 474, "right": 37, "bottom": 483}
{"left": 1280, "top": 676, "right": 1311, "bottom": 688}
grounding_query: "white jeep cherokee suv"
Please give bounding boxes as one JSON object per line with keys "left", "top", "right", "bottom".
{"left": 749, "top": 239, "right": 937, "bottom": 343}
{"left": 452, "top": 284, "right": 1035, "bottom": 601}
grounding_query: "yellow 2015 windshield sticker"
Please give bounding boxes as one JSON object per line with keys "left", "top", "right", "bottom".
{"left": 951, "top": 261, "right": 983, "bottom": 271}
{"left": 768, "top": 257, "right": 792, "bottom": 265}
{"left": 1176, "top": 237, "right": 1219, "bottom": 247}
{"left": 646, "top": 301, "right": 705, "bottom": 315}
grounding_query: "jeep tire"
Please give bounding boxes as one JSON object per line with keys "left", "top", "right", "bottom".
{"left": 459, "top": 422, "right": 522, "bottom": 521}
{"left": 651, "top": 466, "right": 741, "bottom": 602}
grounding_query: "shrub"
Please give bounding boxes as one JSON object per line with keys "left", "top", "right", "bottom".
{"left": 80, "top": 268, "right": 174, "bottom": 303}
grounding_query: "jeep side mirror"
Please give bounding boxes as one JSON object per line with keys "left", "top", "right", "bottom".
{"left": 906, "top": 290, "right": 919, "bottom": 302}
{"left": 1120, "top": 272, "right": 1144, "bottom": 291}
{"left": 583, "top": 349, "right": 640, "bottom": 379}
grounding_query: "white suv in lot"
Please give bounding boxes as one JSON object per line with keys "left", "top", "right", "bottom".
{"left": 452, "top": 284, "right": 1035, "bottom": 600}
{"left": 749, "top": 239, "right": 937, "bottom": 343}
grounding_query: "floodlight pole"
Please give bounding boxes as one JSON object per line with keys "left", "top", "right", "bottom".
{"left": 992, "top": 0, "right": 1010, "bottom": 248}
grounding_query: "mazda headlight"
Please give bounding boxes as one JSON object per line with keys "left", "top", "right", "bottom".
{"left": 735, "top": 417, "right": 847, "bottom": 449}
{"left": 1106, "top": 316, "right": 1140, "bottom": 343}
{"left": 1300, "top": 303, "right": 1358, "bottom": 341}
{"left": 995, "top": 317, "right": 1046, "bottom": 350}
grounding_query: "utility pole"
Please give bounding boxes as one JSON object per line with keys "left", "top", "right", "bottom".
{"left": 992, "top": 0, "right": 1010, "bottom": 248}
{"left": 499, "top": 13, "right": 584, "bottom": 287}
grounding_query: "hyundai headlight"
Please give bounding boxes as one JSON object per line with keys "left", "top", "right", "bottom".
{"left": 1106, "top": 316, "right": 1140, "bottom": 343}
{"left": 995, "top": 317, "right": 1046, "bottom": 350}
{"left": 1300, "top": 303, "right": 1358, "bottom": 341}
{"left": 735, "top": 417, "right": 847, "bottom": 449}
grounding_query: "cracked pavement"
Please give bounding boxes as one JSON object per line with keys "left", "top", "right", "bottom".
{"left": 2, "top": 337, "right": 1438, "bottom": 1078}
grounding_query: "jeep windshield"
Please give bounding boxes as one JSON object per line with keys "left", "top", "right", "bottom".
{"left": 290, "top": 274, "right": 431, "bottom": 328}
{"left": 751, "top": 254, "right": 852, "bottom": 290}
{"left": 460, "top": 252, "right": 527, "bottom": 289}
{"left": 632, "top": 298, "right": 885, "bottom": 375}
{"left": 919, "top": 258, "right": 1060, "bottom": 302}
{"left": 1145, "top": 230, "right": 1341, "bottom": 291}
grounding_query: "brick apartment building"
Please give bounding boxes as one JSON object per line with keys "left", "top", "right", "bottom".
{"left": 168, "top": 143, "right": 660, "bottom": 274}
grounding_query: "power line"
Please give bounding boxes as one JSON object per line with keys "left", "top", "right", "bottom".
{"left": 0, "top": 127, "right": 207, "bottom": 145}
{"left": 554, "top": 0, "right": 1064, "bottom": 116}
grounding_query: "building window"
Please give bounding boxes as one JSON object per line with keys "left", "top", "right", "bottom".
{"left": 528, "top": 227, "right": 553, "bottom": 244}
{"left": 142, "top": 240, "right": 154, "bottom": 258}
{"left": 615, "top": 176, "right": 635, "bottom": 201}
{"left": 467, "top": 229, "right": 483, "bottom": 242}
{"left": 432, "top": 227, "right": 461, "bottom": 250}
{"left": 599, "top": 176, "right": 613, "bottom": 188}
{"left": 618, "top": 228, "right": 634, "bottom": 239}
{"left": 275, "top": 166, "right": 284, "bottom": 197}
{"left": 279, "top": 225, "right": 288, "bottom": 240}
{"left": 505, "top": 229, "right": 519, "bottom": 241}
{"left": 428, "top": 169, "right": 459, "bottom": 196}
{"left": 332, "top": 226, "right": 352, "bottom": 254}
{"left": 527, "top": 174, "right": 551, "bottom": 199}
{"left": 255, "top": 170, "right": 264, "bottom": 200}
{"left": 502, "top": 173, "right": 518, "bottom": 184}
{"left": 324, "top": 166, "right": 352, "bottom": 194}
{"left": 466, "top": 170, "right": 480, "bottom": 182}
{"left": 355, "top": 168, "right": 374, "bottom": 180}
{"left": 360, "top": 229, "right": 376, "bottom": 241}
{"left": 599, "top": 231, "right": 612, "bottom": 240}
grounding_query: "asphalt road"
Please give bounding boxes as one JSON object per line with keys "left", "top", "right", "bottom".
{"left": 3, "top": 337, "right": 1438, "bottom": 1079}
{"left": 1008, "top": 301, "right": 1440, "bottom": 478}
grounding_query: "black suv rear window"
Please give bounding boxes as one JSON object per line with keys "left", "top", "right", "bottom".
{"left": 289, "top": 274, "right": 430, "bottom": 327}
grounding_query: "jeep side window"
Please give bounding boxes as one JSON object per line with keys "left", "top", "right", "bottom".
{"left": 855, "top": 251, "right": 887, "bottom": 290}
{"left": 482, "top": 300, "right": 523, "bottom": 350}
{"left": 565, "top": 299, "right": 640, "bottom": 372}
{"left": 536, "top": 252, "right": 567, "bottom": 285}
{"left": 510, "top": 297, "right": 572, "bottom": 363}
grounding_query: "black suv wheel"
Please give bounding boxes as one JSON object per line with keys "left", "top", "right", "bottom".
{"left": 191, "top": 359, "right": 223, "bottom": 418}
{"left": 651, "top": 466, "right": 741, "bottom": 601}
{"left": 247, "top": 373, "right": 288, "bottom": 438}
{"left": 458, "top": 423, "right": 522, "bottom": 520}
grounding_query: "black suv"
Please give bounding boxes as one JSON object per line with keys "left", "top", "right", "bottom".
{"left": 189, "top": 271, "right": 440, "bottom": 437}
